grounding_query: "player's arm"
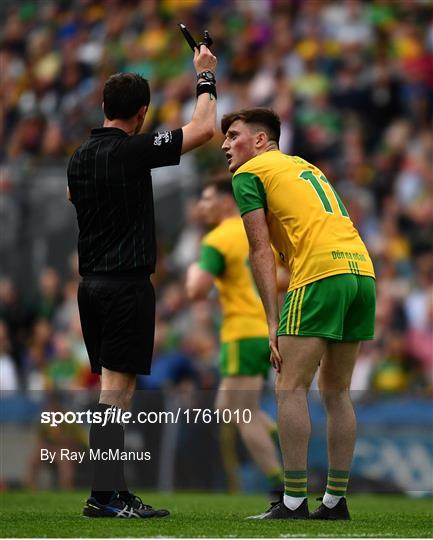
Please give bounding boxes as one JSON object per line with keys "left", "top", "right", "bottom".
{"left": 186, "top": 263, "right": 214, "bottom": 300}
{"left": 242, "top": 209, "right": 282, "bottom": 371}
{"left": 181, "top": 46, "right": 217, "bottom": 154}
{"left": 231, "top": 171, "right": 282, "bottom": 370}
{"left": 186, "top": 242, "right": 225, "bottom": 300}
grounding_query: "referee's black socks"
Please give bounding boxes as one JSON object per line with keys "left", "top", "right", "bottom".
{"left": 89, "top": 402, "right": 128, "bottom": 504}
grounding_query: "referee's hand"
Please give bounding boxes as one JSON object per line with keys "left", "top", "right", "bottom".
{"left": 194, "top": 45, "right": 217, "bottom": 76}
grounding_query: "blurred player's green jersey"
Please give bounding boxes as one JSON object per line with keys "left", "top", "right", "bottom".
{"left": 233, "top": 151, "right": 375, "bottom": 292}
{"left": 198, "top": 216, "right": 268, "bottom": 342}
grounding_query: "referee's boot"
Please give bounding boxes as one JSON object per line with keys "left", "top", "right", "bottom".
{"left": 246, "top": 498, "right": 309, "bottom": 520}
{"left": 309, "top": 497, "right": 351, "bottom": 520}
{"left": 83, "top": 492, "right": 158, "bottom": 518}
{"left": 119, "top": 491, "right": 169, "bottom": 517}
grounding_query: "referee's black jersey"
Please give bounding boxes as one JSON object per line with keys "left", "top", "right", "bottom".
{"left": 67, "top": 127, "right": 183, "bottom": 276}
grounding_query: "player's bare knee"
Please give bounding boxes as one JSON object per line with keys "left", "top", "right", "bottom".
{"left": 217, "top": 376, "right": 261, "bottom": 413}
{"left": 100, "top": 369, "right": 136, "bottom": 409}
{"left": 319, "top": 382, "right": 351, "bottom": 409}
{"left": 215, "top": 395, "right": 258, "bottom": 427}
{"left": 99, "top": 387, "right": 134, "bottom": 410}
{"left": 215, "top": 391, "right": 237, "bottom": 417}
{"left": 276, "top": 370, "right": 313, "bottom": 393}
{"left": 318, "top": 370, "right": 351, "bottom": 395}
{"left": 216, "top": 397, "right": 249, "bottom": 418}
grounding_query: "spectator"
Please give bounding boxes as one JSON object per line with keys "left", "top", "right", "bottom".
{"left": 34, "top": 268, "right": 63, "bottom": 322}
{"left": 0, "top": 320, "right": 19, "bottom": 392}
{"left": 370, "top": 332, "right": 419, "bottom": 394}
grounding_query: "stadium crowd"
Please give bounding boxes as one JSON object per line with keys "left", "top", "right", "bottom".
{"left": 1, "top": 0, "right": 432, "bottom": 400}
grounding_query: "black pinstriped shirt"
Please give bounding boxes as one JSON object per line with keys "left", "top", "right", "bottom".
{"left": 67, "top": 127, "right": 183, "bottom": 276}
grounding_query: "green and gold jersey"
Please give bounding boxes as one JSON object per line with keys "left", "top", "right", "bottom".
{"left": 233, "top": 151, "right": 375, "bottom": 292}
{"left": 198, "top": 216, "right": 268, "bottom": 342}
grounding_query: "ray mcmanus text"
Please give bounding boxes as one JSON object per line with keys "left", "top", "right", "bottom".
{"left": 40, "top": 448, "right": 151, "bottom": 464}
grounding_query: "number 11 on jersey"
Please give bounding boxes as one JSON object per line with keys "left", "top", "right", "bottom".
{"left": 299, "top": 170, "right": 349, "bottom": 218}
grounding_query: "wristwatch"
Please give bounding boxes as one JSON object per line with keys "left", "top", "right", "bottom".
{"left": 197, "top": 71, "right": 216, "bottom": 84}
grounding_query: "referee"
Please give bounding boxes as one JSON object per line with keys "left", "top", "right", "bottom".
{"left": 67, "top": 45, "right": 217, "bottom": 518}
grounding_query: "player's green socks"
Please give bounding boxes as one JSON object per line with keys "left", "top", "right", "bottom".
{"left": 266, "top": 467, "right": 283, "bottom": 490}
{"left": 283, "top": 470, "right": 307, "bottom": 510}
{"left": 323, "top": 469, "right": 350, "bottom": 508}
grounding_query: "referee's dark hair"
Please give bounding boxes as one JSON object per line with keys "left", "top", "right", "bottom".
{"left": 103, "top": 73, "right": 150, "bottom": 120}
{"left": 204, "top": 174, "right": 233, "bottom": 197}
{"left": 221, "top": 108, "right": 280, "bottom": 145}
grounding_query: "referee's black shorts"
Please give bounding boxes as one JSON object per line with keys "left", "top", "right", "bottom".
{"left": 78, "top": 274, "right": 155, "bottom": 375}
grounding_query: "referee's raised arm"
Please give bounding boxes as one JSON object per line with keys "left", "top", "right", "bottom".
{"left": 181, "top": 44, "right": 217, "bottom": 154}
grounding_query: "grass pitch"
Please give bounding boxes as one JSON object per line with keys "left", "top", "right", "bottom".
{"left": 0, "top": 491, "right": 431, "bottom": 537}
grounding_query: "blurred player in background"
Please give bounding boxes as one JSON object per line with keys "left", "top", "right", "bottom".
{"left": 67, "top": 44, "right": 217, "bottom": 518}
{"left": 221, "top": 108, "right": 376, "bottom": 520}
{"left": 186, "top": 178, "right": 284, "bottom": 501}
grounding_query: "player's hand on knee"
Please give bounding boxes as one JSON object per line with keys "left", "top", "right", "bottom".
{"left": 269, "top": 327, "right": 282, "bottom": 372}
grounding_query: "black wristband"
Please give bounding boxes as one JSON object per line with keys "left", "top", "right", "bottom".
{"left": 196, "top": 81, "right": 217, "bottom": 99}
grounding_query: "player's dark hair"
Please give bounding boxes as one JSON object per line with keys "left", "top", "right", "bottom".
{"left": 103, "top": 73, "right": 150, "bottom": 120}
{"left": 221, "top": 108, "right": 280, "bottom": 145}
{"left": 204, "top": 175, "right": 233, "bottom": 197}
